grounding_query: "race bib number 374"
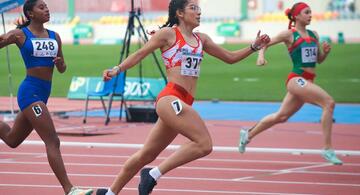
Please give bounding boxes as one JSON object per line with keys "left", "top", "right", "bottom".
{"left": 181, "top": 51, "right": 202, "bottom": 77}
{"left": 31, "top": 38, "right": 58, "bottom": 57}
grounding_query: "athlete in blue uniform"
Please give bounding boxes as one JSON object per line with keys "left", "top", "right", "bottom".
{"left": 0, "top": 0, "right": 92, "bottom": 194}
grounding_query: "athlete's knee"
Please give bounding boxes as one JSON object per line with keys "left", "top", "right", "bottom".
{"left": 274, "top": 114, "right": 289, "bottom": 123}
{"left": 6, "top": 137, "right": 23, "bottom": 148}
{"left": 0, "top": 123, "right": 18, "bottom": 148}
{"left": 324, "top": 98, "right": 335, "bottom": 112}
{"left": 200, "top": 142, "right": 213, "bottom": 157}
{"left": 8, "top": 141, "right": 21, "bottom": 148}
{"left": 195, "top": 137, "right": 213, "bottom": 157}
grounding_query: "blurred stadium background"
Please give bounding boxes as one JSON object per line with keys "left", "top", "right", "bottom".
{"left": 1, "top": 0, "right": 359, "bottom": 103}
{"left": 2, "top": 0, "right": 360, "bottom": 44}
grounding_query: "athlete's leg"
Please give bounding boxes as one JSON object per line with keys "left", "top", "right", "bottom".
{"left": 109, "top": 96, "right": 212, "bottom": 193}
{"left": 248, "top": 92, "right": 304, "bottom": 140}
{"left": 0, "top": 112, "right": 33, "bottom": 148}
{"left": 22, "top": 101, "right": 73, "bottom": 193}
{"left": 109, "top": 118, "right": 177, "bottom": 193}
{"left": 287, "top": 78, "right": 335, "bottom": 149}
{"left": 154, "top": 96, "right": 212, "bottom": 175}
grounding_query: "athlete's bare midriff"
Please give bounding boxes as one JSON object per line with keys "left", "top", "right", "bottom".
{"left": 301, "top": 67, "right": 316, "bottom": 74}
{"left": 166, "top": 67, "right": 198, "bottom": 96}
{"left": 26, "top": 66, "right": 54, "bottom": 81}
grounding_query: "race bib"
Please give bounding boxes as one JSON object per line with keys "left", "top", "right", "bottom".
{"left": 32, "top": 104, "right": 43, "bottom": 117}
{"left": 295, "top": 78, "right": 307, "bottom": 88}
{"left": 301, "top": 47, "right": 317, "bottom": 63}
{"left": 181, "top": 50, "right": 202, "bottom": 77}
{"left": 171, "top": 99, "right": 183, "bottom": 115}
{"left": 31, "top": 38, "right": 58, "bottom": 57}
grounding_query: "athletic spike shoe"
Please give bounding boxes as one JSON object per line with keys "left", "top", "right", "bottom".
{"left": 138, "top": 168, "right": 157, "bottom": 195}
{"left": 66, "top": 187, "right": 93, "bottom": 195}
{"left": 238, "top": 129, "right": 249, "bottom": 153}
{"left": 96, "top": 188, "right": 108, "bottom": 195}
{"left": 322, "top": 149, "right": 343, "bottom": 165}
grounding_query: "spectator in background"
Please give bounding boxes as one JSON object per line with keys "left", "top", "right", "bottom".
{"left": 277, "top": 0, "right": 284, "bottom": 11}
{"left": 347, "top": 0, "right": 355, "bottom": 13}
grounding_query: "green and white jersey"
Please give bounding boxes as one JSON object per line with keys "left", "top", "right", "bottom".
{"left": 288, "top": 29, "right": 318, "bottom": 75}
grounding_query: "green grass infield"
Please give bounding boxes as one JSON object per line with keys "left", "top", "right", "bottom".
{"left": 1, "top": 43, "right": 359, "bottom": 103}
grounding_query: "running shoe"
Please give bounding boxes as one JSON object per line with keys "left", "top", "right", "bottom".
{"left": 67, "top": 187, "right": 93, "bottom": 195}
{"left": 322, "top": 149, "right": 343, "bottom": 165}
{"left": 138, "top": 168, "right": 157, "bottom": 195}
{"left": 96, "top": 188, "right": 108, "bottom": 195}
{"left": 238, "top": 129, "right": 249, "bottom": 153}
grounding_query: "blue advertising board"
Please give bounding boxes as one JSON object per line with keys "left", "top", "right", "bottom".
{"left": 67, "top": 77, "right": 166, "bottom": 101}
{"left": 0, "top": 0, "right": 25, "bottom": 13}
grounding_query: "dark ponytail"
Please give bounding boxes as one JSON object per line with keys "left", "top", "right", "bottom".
{"left": 16, "top": 0, "right": 38, "bottom": 29}
{"left": 284, "top": 7, "right": 294, "bottom": 29}
{"left": 161, "top": 0, "right": 188, "bottom": 28}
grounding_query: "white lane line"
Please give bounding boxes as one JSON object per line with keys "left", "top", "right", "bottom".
{"left": 2, "top": 151, "right": 360, "bottom": 166}
{"left": 0, "top": 151, "right": 350, "bottom": 165}
{"left": 3, "top": 151, "right": 360, "bottom": 166}
{"left": 233, "top": 163, "right": 332, "bottom": 181}
{"left": 2, "top": 140, "right": 360, "bottom": 156}
{"left": 0, "top": 171, "right": 359, "bottom": 188}
{"left": 240, "top": 179, "right": 360, "bottom": 187}
{"left": 1, "top": 158, "right": 360, "bottom": 176}
{"left": 0, "top": 183, "right": 317, "bottom": 195}
{"left": 270, "top": 163, "right": 331, "bottom": 176}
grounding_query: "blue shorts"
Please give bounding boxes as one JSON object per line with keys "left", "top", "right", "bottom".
{"left": 17, "top": 75, "right": 52, "bottom": 111}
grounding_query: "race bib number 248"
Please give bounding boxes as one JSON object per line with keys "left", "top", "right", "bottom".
{"left": 31, "top": 38, "right": 58, "bottom": 57}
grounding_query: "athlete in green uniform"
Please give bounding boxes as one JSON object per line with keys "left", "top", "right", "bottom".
{"left": 238, "top": 2, "right": 342, "bottom": 165}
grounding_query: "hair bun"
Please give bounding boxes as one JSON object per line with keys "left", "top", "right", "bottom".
{"left": 285, "top": 8, "right": 291, "bottom": 16}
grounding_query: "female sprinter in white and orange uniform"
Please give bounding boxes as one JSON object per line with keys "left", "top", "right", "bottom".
{"left": 238, "top": 2, "right": 342, "bottom": 165}
{"left": 96, "top": 0, "right": 270, "bottom": 194}
{"left": 157, "top": 26, "right": 204, "bottom": 106}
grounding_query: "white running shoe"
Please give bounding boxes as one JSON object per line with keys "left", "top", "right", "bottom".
{"left": 238, "top": 129, "right": 249, "bottom": 153}
{"left": 322, "top": 149, "right": 343, "bottom": 165}
{"left": 66, "top": 187, "right": 93, "bottom": 195}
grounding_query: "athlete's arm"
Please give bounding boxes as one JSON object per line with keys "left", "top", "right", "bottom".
{"left": 199, "top": 31, "right": 270, "bottom": 64}
{"left": 257, "top": 30, "right": 292, "bottom": 66}
{"left": 0, "top": 29, "right": 21, "bottom": 49}
{"left": 103, "top": 28, "right": 171, "bottom": 81}
{"left": 314, "top": 31, "right": 330, "bottom": 64}
{"left": 53, "top": 32, "right": 66, "bottom": 73}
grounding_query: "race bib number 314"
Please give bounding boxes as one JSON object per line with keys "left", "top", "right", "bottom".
{"left": 301, "top": 47, "right": 317, "bottom": 63}
{"left": 31, "top": 38, "right": 58, "bottom": 57}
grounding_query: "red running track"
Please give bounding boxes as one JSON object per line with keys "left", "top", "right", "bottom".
{"left": 1, "top": 115, "right": 360, "bottom": 195}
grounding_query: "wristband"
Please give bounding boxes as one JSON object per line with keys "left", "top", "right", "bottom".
{"left": 112, "top": 65, "right": 120, "bottom": 74}
{"left": 250, "top": 43, "right": 261, "bottom": 51}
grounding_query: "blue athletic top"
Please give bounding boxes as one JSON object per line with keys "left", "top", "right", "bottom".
{"left": 20, "top": 27, "right": 59, "bottom": 69}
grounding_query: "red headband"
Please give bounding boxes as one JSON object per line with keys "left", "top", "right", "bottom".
{"left": 292, "top": 2, "right": 309, "bottom": 17}
{"left": 285, "top": 2, "right": 309, "bottom": 29}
